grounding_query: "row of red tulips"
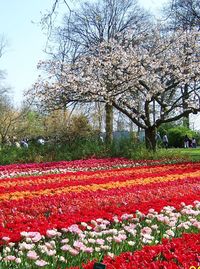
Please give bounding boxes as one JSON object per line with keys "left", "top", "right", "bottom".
{"left": 1, "top": 161, "right": 200, "bottom": 194}
{"left": 0, "top": 157, "right": 185, "bottom": 179}
{"left": 0, "top": 158, "right": 150, "bottom": 174}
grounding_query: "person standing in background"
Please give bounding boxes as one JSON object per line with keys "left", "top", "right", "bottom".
{"left": 184, "top": 135, "right": 189, "bottom": 148}
{"left": 162, "top": 134, "right": 169, "bottom": 148}
{"left": 192, "top": 137, "right": 197, "bottom": 148}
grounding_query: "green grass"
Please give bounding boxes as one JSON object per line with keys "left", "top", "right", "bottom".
{"left": 0, "top": 138, "right": 199, "bottom": 165}
{"left": 177, "top": 147, "right": 200, "bottom": 161}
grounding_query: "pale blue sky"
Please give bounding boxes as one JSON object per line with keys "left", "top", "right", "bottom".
{"left": 0, "top": 0, "right": 167, "bottom": 106}
{"left": 0, "top": 0, "right": 51, "bottom": 104}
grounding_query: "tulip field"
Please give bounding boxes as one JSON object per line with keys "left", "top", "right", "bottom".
{"left": 0, "top": 158, "right": 200, "bottom": 268}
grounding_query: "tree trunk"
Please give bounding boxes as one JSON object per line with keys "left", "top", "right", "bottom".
{"left": 182, "top": 84, "right": 189, "bottom": 128}
{"left": 105, "top": 103, "right": 113, "bottom": 145}
{"left": 183, "top": 116, "right": 189, "bottom": 128}
{"left": 145, "top": 127, "right": 156, "bottom": 151}
{"left": 1, "top": 134, "right": 6, "bottom": 145}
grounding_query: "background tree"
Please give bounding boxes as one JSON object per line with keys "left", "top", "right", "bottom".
{"left": 0, "top": 35, "right": 8, "bottom": 84}
{"left": 0, "top": 36, "right": 33, "bottom": 145}
{"left": 15, "top": 109, "right": 45, "bottom": 140}
{"left": 0, "top": 35, "right": 7, "bottom": 60}
{"left": 0, "top": 89, "right": 35, "bottom": 146}
{"left": 164, "top": 0, "right": 200, "bottom": 30}
{"left": 0, "top": 36, "right": 20, "bottom": 145}
{"left": 0, "top": 90, "right": 12, "bottom": 144}
{"left": 163, "top": 0, "right": 200, "bottom": 128}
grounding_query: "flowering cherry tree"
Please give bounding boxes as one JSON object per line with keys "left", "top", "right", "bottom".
{"left": 33, "top": 28, "right": 200, "bottom": 150}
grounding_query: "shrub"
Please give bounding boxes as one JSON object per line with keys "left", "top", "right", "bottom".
{"left": 167, "top": 126, "right": 198, "bottom": 148}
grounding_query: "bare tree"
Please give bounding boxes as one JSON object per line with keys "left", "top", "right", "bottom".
{"left": 162, "top": 0, "right": 200, "bottom": 128}
{"left": 0, "top": 35, "right": 7, "bottom": 58}
{"left": 42, "top": 0, "right": 151, "bottom": 144}
{"left": 164, "top": 0, "right": 200, "bottom": 31}
{"left": 0, "top": 35, "right": 8, "bottom": 82}
{"left": 0, "top": 91, "right": 18, "bottom": 145}
{"left": 0, "top": 36, "right": 33, "bottom": 145}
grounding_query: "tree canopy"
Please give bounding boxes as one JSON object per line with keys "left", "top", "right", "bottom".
{"left": 32, "top": 26, "right": 200, "bottom": 150}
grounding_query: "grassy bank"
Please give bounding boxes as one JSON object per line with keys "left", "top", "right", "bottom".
{"left": 0, "top": 138, "right": 198, "bottom": 165}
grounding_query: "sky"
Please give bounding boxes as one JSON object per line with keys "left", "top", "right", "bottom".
{"left": 0, "top": 0, "right": 199, "bottom": 130}
{"left": 0, "top": 0, "right": 58, "bottom": 105}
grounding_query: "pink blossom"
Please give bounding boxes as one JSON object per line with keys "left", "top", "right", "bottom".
{"left": 73, "top": 241, "right": 85, "bottom": 249}
{"left": 2, "top": 236, "right": 10, "bottom": 242}
{"left": 96, "top": 238, "right": 105, "bottom": 245}
{"left": 35, "top": 260, "right": 48, "bottom": 267}
{"left": 3, "top": 255, "right": 16, "bottom": 261}
{"left": 61, "top": 244, "right": 71, "bottom": 251}
{"left": 27, "top": 250, "right": 38, "bottom": 260}
{"left": 69, "top": 248, "right": 79, "bottom": 256}
{"left": 46, "top": 229, "right": 58, "bottom": 238}
{"left": 141, "top": 227, "right": 152, "bottom": 235}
